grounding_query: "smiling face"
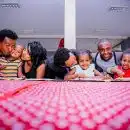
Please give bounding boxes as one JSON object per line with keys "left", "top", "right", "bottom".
{"left": 78, "top": 54, "right": 92, "bottom": 70}
{"left": 121, "top": 54, "right": 130, "bottom": 70}
{"left": 11, "top": 45, "right": 24, "bottom": 59}
{"left": 21, "top": 48, "right": 31, "bottom": 61}
{"left": 98, "top": 41, "right": 112, "bottom": 61}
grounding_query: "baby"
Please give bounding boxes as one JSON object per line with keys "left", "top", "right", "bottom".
{"left": 66, "top": 50, "right": 102, "bottom": 80}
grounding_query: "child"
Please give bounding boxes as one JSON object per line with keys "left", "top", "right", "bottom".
{"left": 0, "top": 44, "right": 25, "bottom": 78}
{"left": 66, "top": 50, "right": 102, "bottom": 79}
{"left": 107, "top": 49, "right": 130, "bottom": 79}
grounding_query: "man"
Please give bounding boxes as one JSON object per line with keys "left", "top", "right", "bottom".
{"left": 93, "top": 39, "right": 122, "bottom": 75}
{"left": 45, "top": 48, "right": 77, "bottom": 80}
{"left": 0, "top": 29, "right": 18, "bottom": 72}
{"left": 0, "top": 29, "right": 18, "bottom": 57}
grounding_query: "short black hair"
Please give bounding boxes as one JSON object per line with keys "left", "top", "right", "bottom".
{"left": 54, "top": 48, "right": 71, "bottom": 66}
{"left": 97, "top": 39, "right": 112, "bottom": 49}
{"left": 0, "top": 29, "right": 18, "bottom": 42}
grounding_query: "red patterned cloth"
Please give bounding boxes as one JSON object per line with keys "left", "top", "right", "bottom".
{"left": 0, "top": 81, "right": 130, "bottom": 130}
{"left": 58, "top": 38, "right": 64, "bottom": 48}
{"left": 114, "top": 65, "right": 130, "bottom": 79}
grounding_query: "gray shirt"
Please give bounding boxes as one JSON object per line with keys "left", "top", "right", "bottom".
{"left": 92, "top": 51, "right": 122, "bottom": 73}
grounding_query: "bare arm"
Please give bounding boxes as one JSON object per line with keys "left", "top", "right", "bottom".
{"left": 64, "top": 68, "right": 78, "bottom": 80}
{"left": 36, "top": 64, "right": 46, "bottom": 79}
{"left": 94, "top": 69, "right": 103, "bottom": 76}
{"left": 17, "top": 62, "right": 25, "bottom": 78}
{"left": 107, "top": 66, "right": 124, "bottom": 77}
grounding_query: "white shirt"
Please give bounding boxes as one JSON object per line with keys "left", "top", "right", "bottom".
{"left": 72, "top": 64, "right": 95, "bottom": 77}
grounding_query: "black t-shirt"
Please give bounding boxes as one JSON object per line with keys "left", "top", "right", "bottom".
{"left": 22, "top": 60, "right": 45, "bottom": 78}
{"left": 45, "top": 57, "right": 69, "bottom": 79}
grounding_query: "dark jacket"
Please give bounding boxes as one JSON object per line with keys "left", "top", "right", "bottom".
{"left": 45, "top": 56, "right": 69, "bottom": 79}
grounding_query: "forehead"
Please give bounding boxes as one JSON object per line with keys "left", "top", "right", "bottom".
{"left": 4, "top": 37, "right": 16, "bottom": 45}
{"left": 79, "top": 54, "right": 89, "bottom": 59}
{"left": 15, "top": 45, "right": 23, "bottom": 50}
{"left": 122, "top": 54, "right": 130, "bottom": 59}
{"left": 98, "top": 42, "right": 112, "bottom": 49}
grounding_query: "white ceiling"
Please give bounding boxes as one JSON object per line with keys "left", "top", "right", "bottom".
{"left": 0, "top": 0, "right": 130, "bottom": 37}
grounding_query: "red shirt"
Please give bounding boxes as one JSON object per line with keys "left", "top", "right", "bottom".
{"left": 114, "top": 65, "right": 130, "bottom": 79}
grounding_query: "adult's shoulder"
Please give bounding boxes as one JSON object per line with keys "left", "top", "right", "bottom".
{"left": 114, "top": 51, "right": 122, "bottom": 58}
{"left": 91, "top": 52, "right": 98, "bottom": 59}
{"left": 113, "top": 51, "right": 122, "bottom": 64}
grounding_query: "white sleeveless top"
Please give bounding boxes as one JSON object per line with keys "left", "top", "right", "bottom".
{"left": 73, "top": 64, "right": 95, "bottom": 77}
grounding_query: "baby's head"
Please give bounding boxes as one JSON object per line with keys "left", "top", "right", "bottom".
{"left": 11, "top": 44, "right": 24, "bottom": 60}
{"left": 77, "top": 50, "right": 92, "bottom": 70}
{"left": 121, "top": 49, "right": 130, "bottom": 70}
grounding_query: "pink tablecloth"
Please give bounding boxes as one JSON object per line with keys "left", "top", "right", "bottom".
{"left": 0, "top": 81, "right": 130, "bottom": 130}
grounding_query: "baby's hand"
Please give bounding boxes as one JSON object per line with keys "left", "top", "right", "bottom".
{"left": 116, "top": 69, "right": 125, "bottom": 77}
{"left": 103, "top": 73, "right": 112, "bottom": 80}
{"left": 0, "top": 72, "right": 4, "bottom": 77}
{"left": 0, "top": 64, "right": 6, "bottom": 70}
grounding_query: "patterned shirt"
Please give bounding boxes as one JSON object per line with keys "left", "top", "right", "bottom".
{"left": 0, "top": 57, "right": 21, "bottom": 78}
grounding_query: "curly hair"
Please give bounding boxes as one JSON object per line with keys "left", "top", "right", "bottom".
{"left": 27, "top": 41, "right": 47, "bottom": 68}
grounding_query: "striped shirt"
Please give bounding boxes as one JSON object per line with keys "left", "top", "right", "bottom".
{"left": 0, "top": 57, "right": 21, "bottom": 78}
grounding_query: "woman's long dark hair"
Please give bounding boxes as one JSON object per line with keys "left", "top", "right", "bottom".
{"left": 27, "top": 41, "right": 47, "bottom": 68}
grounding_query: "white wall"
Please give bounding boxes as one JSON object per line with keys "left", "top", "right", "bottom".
{"left": 17, "top": 38, "right": 122, "bottom": 52}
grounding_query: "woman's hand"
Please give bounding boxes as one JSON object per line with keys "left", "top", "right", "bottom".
{"left": 21, "top": 49, "right": 31, "bottom": 61}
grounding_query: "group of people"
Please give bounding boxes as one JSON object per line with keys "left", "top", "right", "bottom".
{"left": 0, "top": 29, "right": 130, "bottom": 80}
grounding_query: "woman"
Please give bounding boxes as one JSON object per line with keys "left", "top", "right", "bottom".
{"left": 21, "top": 41, "right": 47, "bottom": 79}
